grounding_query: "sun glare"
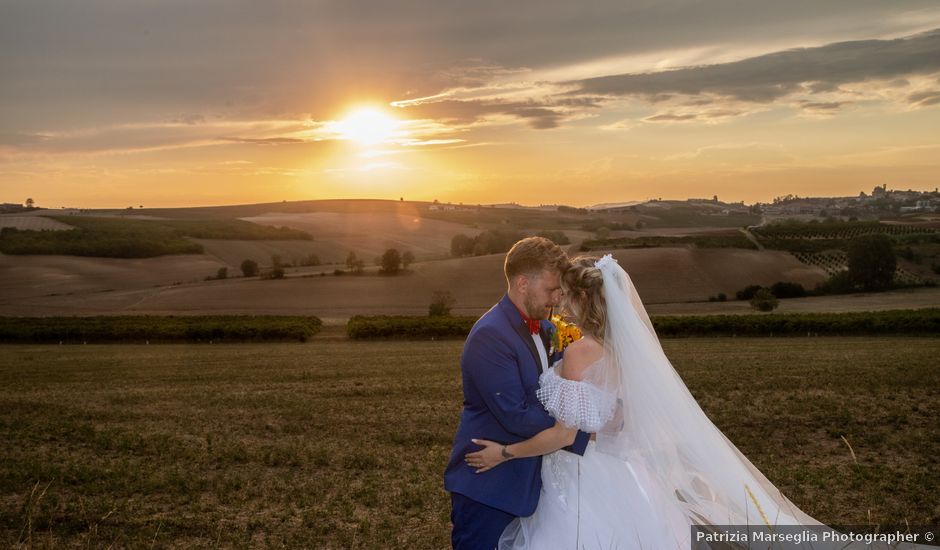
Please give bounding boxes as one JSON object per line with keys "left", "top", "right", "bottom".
{"left": 333, "top": 108, "right": 401, "bottom": 145}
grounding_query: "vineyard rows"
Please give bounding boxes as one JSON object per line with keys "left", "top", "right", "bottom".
{"left": 753, "top": 221, "right": 937, "bottom": 240}
{"left": 791, "top": 250, "right": 925, "bottom": 285}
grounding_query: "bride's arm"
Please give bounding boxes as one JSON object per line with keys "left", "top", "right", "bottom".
{"left": 465, "top": 422, "right": 576, "bottom": 473}
{"left": 465, "top": 339, "right": 604, "bottom": 473}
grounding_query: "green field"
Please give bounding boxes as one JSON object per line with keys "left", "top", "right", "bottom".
{"left": 1, "top": 338, "right": 938, "bottom": 548}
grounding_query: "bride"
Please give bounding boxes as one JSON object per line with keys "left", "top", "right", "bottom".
{"left": 465, "top": 254, "right": 934, "bottom": 550}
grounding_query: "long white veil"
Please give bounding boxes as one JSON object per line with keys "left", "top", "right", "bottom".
{"left": 588, "top": 254, "right": 815, "bottom": 528}
{"left": 587, "top": 254, "right": 935, "bottom": 549}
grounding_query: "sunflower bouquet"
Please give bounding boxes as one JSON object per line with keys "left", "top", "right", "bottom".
{"left": 550, "top": 314, "right": 582, "bottom": 354}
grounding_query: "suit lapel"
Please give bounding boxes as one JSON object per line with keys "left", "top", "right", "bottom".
{"left": 512, "top": 320, "right": 544, "bottom": 375}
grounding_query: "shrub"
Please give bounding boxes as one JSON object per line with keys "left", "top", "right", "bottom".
{"left": 241, "top": 259, "right": 259, "bottom": 277}
{"left": 769, "top": 281, "right": 806, "bottom": 299}
{"left": 897, "top": 246, "right": 923, "bottom": 263}
{"left": 736, "top": 285, "right": 763, "bottom": 300}
{"left": 263, "top": 267, "right": 285, "bottom": 279}
{"left": 216, "top": 267, "right": 228, "bottom": 280}
{"left": 346, "top": 251, "right": 365, "bottom": 274}
{"left": 816, "top": 270, "right": 855, "bottom": 294}
{"left": 749, "top": 288, "right": 779, "bottom": 312}
{"left": 536, "top": 230, "right": 570, "bottom": 245}
{"left": 429, "top": 290, "right": 456, "bottom": 316}
{"left": 450, "top": 229, "right": 522, "bottom": 257}
{"left": 652, "top": 309, "right": 940, "bottom": 337}
{"left": 345, "top": 310, "right": 940, "bottom": 339}
{"left": 401, "top": 250, "right": 415, "bottom": 269}
{"left": 0, "top": 315, "right": 323, "bottom": 343}
{"left": 301, "top": 253, "right": 321, "bottom": 266}
{"left": 347, "top": 315, "right": 475, "bottom": 339}
{"left": 583, "top": 234, "right": 758, "bottom": 252}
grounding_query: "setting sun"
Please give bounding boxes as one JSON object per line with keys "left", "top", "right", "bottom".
{"left": 331, "top": 108, "right": 401, "bottom": 145}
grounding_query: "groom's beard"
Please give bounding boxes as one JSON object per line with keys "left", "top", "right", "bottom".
{"left": 524, "top": 295, "right": 553, "bottom": 320}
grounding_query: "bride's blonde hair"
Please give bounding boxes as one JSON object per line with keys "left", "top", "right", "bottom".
{"left": 561, "top": 256, "right": 606, "bottom": 341}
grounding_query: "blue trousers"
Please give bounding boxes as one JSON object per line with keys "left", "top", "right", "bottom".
{"left": 450, "top": 492, "right": 516, "bottom": 550}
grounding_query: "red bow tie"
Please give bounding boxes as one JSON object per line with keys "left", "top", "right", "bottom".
{"left": 514, "top": 304, "right": 542, "bottom": 335}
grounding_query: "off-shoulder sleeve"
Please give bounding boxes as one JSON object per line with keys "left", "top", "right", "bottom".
{"left": 536, "top": 369, "right": 617, "bottom": 433}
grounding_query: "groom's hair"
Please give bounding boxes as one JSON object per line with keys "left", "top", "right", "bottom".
{"left": 504, "top": 237, "right": 569, "bottom": 286}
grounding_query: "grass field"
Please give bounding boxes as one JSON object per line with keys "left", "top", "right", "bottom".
{"left": 1, "top": 338, "right": 938, "bottom": 548}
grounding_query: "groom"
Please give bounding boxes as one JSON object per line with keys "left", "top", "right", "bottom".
{"left": 444, "top": 237, "right": 591, "bottom": 549}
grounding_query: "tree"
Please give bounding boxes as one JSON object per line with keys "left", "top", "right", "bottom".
{"left": 401, "top": 250, "right": 415, "bottom": 269}
{"left": 380, "top": 248, "right": 401, "bottom": 275}
{"left": 429, "top": 290, "right": 456, "bottom": 316}
{"left": 451, "top": 234, "right": 474, "bottom": 257}
{"left": 216, "top": 267, "right": 228, "bottom": 280}
{"left": 345, "top": 251, "right": 364, "bottom": 274}
{"left": 240, "top": 259, "right": 259, "bottom": 277}
{"left": 536, "top": 230, "right": 570, "bottom": 245}
{"left": 769, "top": 281, "right": 806, "bottom": 299}
{"left": 735, "top": 284, "right": 763, "bottom": 301}
{"left": 25, "top": 198, "right": 34, "bottom": 208}
{"left": 749, "top": 288, "right": 779, "bottom": 312}
{"left": 847, "top": 234, "right": 896, "bottom": 291}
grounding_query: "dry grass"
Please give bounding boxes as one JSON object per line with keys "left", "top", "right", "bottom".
{"left": 0, "top": 337, "right": 937, "bottom": 548}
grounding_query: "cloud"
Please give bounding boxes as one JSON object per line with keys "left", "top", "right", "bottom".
{"left": 645, "top": 113, "right": 698, "bottom": 122}
{"left": 908, "top": 89, "right": 940, "bottom": 106}
{"left": 0, "top": 120, "right": 317, "bottom": 156}
{"left": 570, "top": 29, "right": 940, "bottom": 103}
{"left": 396, "top": 98, "right": 573, "bottom": 130}
{"left": 391, "top": 27, "right": 940, "bottom": 134}
{"left": 799, "top": 101, "right": 847, "bottom": 111}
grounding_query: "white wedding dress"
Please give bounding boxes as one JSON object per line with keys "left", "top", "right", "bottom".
{"left": 500, "top": 255, "right": 936, "bottom": 550}
{"left": 499, "top": 363, "right": 691, "bottom": 550}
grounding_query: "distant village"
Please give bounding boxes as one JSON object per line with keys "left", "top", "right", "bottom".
{"left": 433, "top": 184, "right": 940, "bottom": 219}
{"left": 755, "top": 185, "right": 940, "bottom": 217}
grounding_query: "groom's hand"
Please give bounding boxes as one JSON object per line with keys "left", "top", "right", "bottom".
{"left": 464, "top": 439, "right": 508, "bottom": 473}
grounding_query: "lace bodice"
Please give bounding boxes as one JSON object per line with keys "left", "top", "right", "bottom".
{"left": 536, "top": 362, "right": 617, "bottom": 433}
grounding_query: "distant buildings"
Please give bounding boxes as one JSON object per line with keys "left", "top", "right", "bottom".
{"left": 760, "top": 185, "right": 939, "bottom": 217}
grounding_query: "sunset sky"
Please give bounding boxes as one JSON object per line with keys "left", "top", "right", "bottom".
{"left": 2, "top": 1, "right": 940, "bottom": 208}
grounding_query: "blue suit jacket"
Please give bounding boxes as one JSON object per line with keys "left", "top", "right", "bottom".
{"left": 444, "top": 294, "right": 591, "bottom": 517}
